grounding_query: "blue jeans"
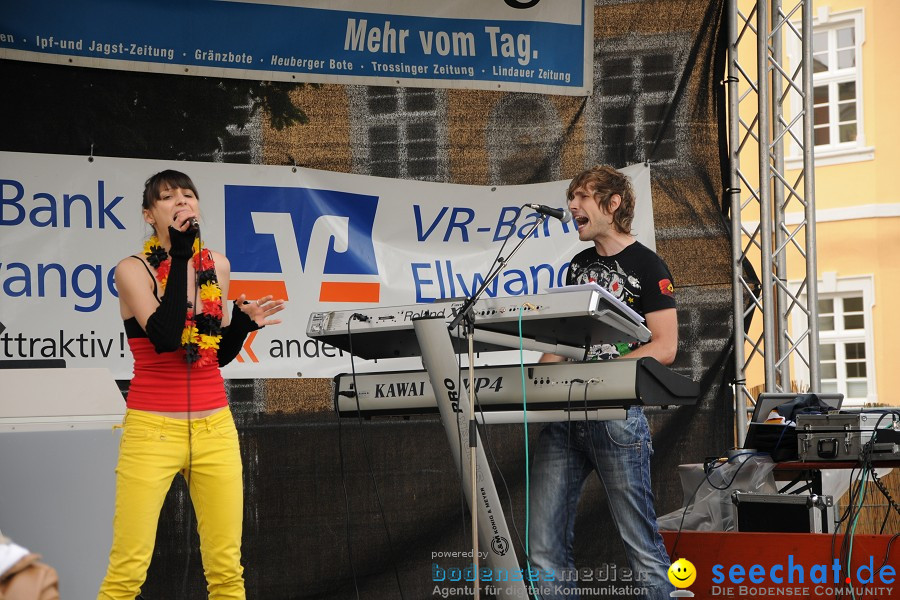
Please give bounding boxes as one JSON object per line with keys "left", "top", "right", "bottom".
{"left": 528, "top": 407, "right": 674, "bottom": 600}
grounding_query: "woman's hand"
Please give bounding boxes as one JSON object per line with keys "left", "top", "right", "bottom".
{"left": 235, "top": 294, "right": 285, "bottom": 327}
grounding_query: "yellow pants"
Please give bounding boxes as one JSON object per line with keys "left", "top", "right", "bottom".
{"left": 97, "top": 408, "right": 245, "bottom": 599}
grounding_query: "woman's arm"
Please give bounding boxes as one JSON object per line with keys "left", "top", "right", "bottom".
{"left": 116, "top": 226, "right": 195, "bottom": 353}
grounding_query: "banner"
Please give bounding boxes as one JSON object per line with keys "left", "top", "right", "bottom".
{"left": 0, "top": 152, "right": 653, "bottom": 378}
{"left": 0, "top": 0, "right": 592, "bottom": 96}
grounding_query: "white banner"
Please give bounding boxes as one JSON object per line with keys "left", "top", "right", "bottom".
{"left": 0, "top": 152, "right": 653, "bottom": 378}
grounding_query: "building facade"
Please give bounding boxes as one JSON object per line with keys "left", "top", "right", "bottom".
{"left": 739, "top": 0, "right": 900, "bottom": 408}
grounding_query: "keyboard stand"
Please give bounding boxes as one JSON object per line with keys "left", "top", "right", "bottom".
{"left": 414, "top": 315, "right": 530, "bottom": 599}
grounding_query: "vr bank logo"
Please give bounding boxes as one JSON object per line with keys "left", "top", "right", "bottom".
{"left": 223, "top": 185, "right": 379, "bottom": 363}
{"left": 224, "top": 184, "right": 380, "bottom": 305}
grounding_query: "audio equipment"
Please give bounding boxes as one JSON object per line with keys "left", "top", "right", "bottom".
{"left": 334, "top": 357, "right": 698, "bottom": 418}
{"left": 307, "top": 288, "right": 649, "bottom": 360}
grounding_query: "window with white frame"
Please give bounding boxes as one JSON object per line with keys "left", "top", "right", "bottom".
{"left": 817, "top": 295, "right": 869, "bottom": 401}
{"left": 788, "top": 8, "right": 870, "bottom": 166}
{"left": 811, "top": 21, "right": 860, "bottom": 147}
{"left": 790, "top": 274, "right": 876, "bottom": 406}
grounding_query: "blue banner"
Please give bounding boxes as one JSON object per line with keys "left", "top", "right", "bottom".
{"left": 0, "top": 0, "right": 592, "bottom": 95}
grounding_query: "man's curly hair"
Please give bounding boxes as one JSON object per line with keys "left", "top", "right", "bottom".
{"left": 566, "top": 165, "right": 635, "bottom": 234}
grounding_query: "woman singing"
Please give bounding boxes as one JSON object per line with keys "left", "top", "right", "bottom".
{"left": 98, "top": 170, "right": 284, "bottom": 599}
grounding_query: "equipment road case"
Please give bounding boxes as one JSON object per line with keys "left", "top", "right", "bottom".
{"left": 796, "top": 413, "right": 900, "bottom": 462}
{"left": 731, "top": 492, "right": 833, "bottom": 534}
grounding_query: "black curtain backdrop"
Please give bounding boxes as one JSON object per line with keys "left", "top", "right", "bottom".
{"left": 0, "top": 1, "right": 733, "bottom": 597}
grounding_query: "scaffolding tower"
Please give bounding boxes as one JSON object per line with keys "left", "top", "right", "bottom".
{"left": 727, "top": 0, "right": 821, "bottom": 444}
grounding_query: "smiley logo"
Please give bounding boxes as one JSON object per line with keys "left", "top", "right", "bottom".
{"left": 667, "top": 558, "right": 697, "bottom": 589}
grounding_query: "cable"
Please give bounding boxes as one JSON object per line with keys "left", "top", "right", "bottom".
{"left": 346, "top": 315, "right": 406, "bottom": 600}
{"left": 452, "top": 322, "right": 470, "bottom": 556}
{"left": 667, "top": 450, "right": 764, "bottom": 560}
{"left": 831, "top": 459, "right": 866, "bottom": 600}
{"left": 438, "top": 208, "right": 536, "bottom": 594}
{"left": 466, "top": 370, "right": 531, "bottom": 550}
{"left": 458, "top": 314, "right": 537, "bottom": 595}
{"left": 872, "top": 469, "right": 900, "bottom": 532}
{"left": 449, "top": 211, "right": 546, "bottom": 332}
{"left": 518, "top": 307, "right": 536, "bottom": 594}
{"left": 180, "top": 229, "right": 201, "bottom": 598}
{"left": 562, "top": 381, "right": 581, "bottom": 573}
{"left": 444, "top": 301, "right": 549, "bottom": 598}
{"left": 875, "top": 533, "right": 900, "bottom": 578}
{"left": 867, "top": 417, "right": 900, "bottom": 533}
{"left": 832, "top": 468, "right": 867, "bottom": 598}
{"left": 826, "top": 411, "right": 900, "bottom": 599}
{"left": 517, "top": 305, "right": 545, "bottom": 599}
{"left": 335, "top": 387, "right": 362, "bottom": 600}
{"left": 521, "top": 375, "right": 583, "bottom": 598}
{"left": 824, "top": 411, "right": 890, "bottom": 599}
{"left": 469, "top": 396, "right": 532, "bottom": 562}
{"left": 466, "top": 305, "right": 570, "bottom": 600}
{"left": 836, "top": 410, "right": 900, "bottom": 599}
{"left": 473, "top": 401, "right": 529, "bottom": 547}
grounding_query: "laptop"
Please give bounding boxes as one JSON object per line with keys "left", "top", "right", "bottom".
{"left": 749, "top": 392, "right": 844, "bottom": 425}
{"left": 743, "top": 393, "right": 844, "bottom": 460}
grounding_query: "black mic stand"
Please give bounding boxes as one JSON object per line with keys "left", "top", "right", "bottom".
{"left": 447, "top": 212, "right": 549, "bottom": 331}
{"left": 446, "top": 213, "right": 548, "bottom": 600}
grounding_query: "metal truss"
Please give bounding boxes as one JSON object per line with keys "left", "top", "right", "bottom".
{"left": 727, "top": 0, "right": 821, "bottom": 444}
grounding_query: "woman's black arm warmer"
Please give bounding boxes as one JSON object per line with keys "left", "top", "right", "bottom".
{"left": 217, "top": 302, "right": 262, "bottom": 367}
{"left": 143, "top": 255, "right": 189, "bottom": 353}
{"left": 143, "top": 227, "right": 196, "bottom": 353}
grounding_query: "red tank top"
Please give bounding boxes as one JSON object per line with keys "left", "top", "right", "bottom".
{"left": 121, "top": 254, "right": 228, "bottom": 412}
{"left": 125, "top": 335, "right": 228, "bottom": 412}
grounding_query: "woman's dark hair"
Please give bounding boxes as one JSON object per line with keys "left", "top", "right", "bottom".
{"left": 566, "top": 165, "right": 635, "bottom": 234}
{"left": 142, "top": 170, "right": 199, "bottom": 209}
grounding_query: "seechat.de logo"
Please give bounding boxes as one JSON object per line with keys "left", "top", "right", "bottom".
{"left": 224, "top": 184, "right": 380, "bottom": 304}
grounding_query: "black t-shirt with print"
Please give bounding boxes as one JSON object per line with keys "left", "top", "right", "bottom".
{"left": 566, "top": 241, "right": 676, "bottom": 360}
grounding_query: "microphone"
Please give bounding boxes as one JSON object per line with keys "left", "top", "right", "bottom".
{"left": 526, "top": 204, "right": 572, "bottom": 224}
{"left": 174, "top": 213, "right": 200, "bottom": 231}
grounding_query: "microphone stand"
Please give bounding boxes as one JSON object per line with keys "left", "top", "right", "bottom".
{"left": 446, "top": 213, "right": 548, "bottom": 600}
{"left": 447, "top": 213, "right": 549, "bottom": 331}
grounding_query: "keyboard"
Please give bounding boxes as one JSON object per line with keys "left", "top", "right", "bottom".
{"left": 333, "top": 357, "right": 698, "bottom": 417}
{"left": 307, "top": 289, "right": 650, "bottom": 360}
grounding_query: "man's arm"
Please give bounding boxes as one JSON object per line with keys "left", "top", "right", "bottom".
{"left": 539, "top": 352, "right": 566, "bottom": 363}
{"left": 539, "top": 307, "right": 678, "bottom": 365}
{"left": 620, "top": 308, "right": 677, "bottom": 365}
